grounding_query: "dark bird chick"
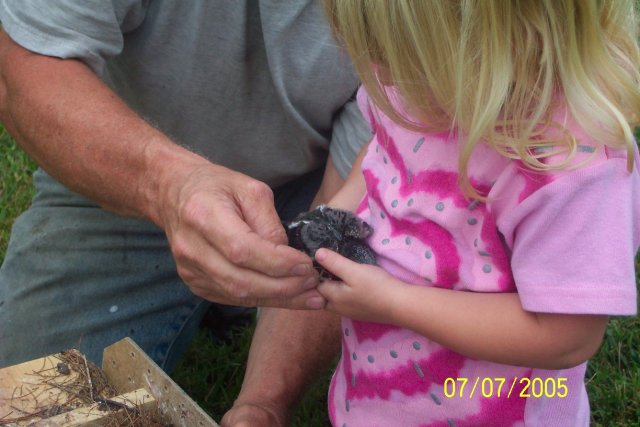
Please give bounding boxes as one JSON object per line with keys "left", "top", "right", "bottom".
{"left": 285, "top": 205, "right": 376, "bottom": 280}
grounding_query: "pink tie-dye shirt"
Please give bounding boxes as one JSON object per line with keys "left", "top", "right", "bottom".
{"left": 328, "top": 88, "right": 640, "bottom": 427}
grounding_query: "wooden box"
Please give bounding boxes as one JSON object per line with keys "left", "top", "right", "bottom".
{"left": 0, "top": 338, "right": 219, "bottom": 426}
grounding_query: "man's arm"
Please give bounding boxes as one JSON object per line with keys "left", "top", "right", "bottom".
{"left": 221, "top": 150, "right": 370, "bottom": 427}
{"left": 0, "top": 29, "right": 319, "bottom": 308}
{"left": 221, "top": 308, "right": 341, "bottom": 427}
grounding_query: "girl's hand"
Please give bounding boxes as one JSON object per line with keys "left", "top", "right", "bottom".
{"left": 315, "top": 248, "right": 400, "bottom": 322}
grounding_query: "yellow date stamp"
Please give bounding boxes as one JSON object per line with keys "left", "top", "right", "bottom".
{"left": 443, "top": 377, "right": 568, "bottom": 399}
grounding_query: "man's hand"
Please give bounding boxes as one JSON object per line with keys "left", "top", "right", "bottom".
{"left": 156, "top": 161, "right": 323, "bottom": 308}
{"left": 220, "top": 402, "right": 287, "bottom": 427}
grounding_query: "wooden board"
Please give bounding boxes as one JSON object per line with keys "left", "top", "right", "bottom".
{"left": 23, "top": 388, "right": 156, "bottom": 427}
{"left": 0, "top": 353, "right": 80, "bottom": 423}
{"left": 102, "top": 338, "right": 219, "bottom": 427}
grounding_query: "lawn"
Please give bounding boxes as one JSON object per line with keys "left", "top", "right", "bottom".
{"left": 1, "top": 128, "right": 639, "bottom": 426}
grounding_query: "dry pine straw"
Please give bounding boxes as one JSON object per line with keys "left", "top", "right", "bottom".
{"left": 0, "top": 350, "right": 171, "bottom": 427}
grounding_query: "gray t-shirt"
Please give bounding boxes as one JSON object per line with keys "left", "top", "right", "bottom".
{"left": 0, "top": 0, "right": 369, "bottom": 186}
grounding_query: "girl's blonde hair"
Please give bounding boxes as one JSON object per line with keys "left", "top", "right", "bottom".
{"left": 325, "top": 0, "right": 640, "bottom": 197}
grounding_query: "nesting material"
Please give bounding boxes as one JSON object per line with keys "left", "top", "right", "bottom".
{"left": 0, "top": 349, "right": 167, "bottom": 426}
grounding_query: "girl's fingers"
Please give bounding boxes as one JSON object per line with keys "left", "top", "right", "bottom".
{"left": 315, "top": 248, "right": 353, "bottom": 280}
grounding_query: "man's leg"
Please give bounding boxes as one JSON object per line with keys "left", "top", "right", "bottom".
{"left": 0, "top": 169, "right": 206, "bottom": 371}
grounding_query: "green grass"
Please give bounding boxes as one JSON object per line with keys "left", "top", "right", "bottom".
{"left": 1, "top": 126, "right": 639, "bottom": 426}
{"left": 0, "top": 127, "right": 37, "bottom": 255}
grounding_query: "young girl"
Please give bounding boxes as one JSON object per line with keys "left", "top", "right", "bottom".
{"left": 315, "top": 1, "right": 640, "bottom": 426}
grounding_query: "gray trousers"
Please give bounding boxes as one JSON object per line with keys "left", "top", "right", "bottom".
{"left": 0, "top": 168, "right": 321, "bottom": 371}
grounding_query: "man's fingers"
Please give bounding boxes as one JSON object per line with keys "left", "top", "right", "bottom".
{"left": 198, "top": 201, "right": 313, "bottom": 278}
{"left": 183, "top": 240, "right": 319, "bottom": 300}
{"left": 189, "top": 272, "right": 324, "bottom": 309}
{"left": 255, "top": 289, "right": 327, "bottom": 310}
{"left": 236, "top": 179, "right": 288, "bottom": 245}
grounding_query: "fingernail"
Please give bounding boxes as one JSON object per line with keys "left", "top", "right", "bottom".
{"left": 291, "top": 264, "right": 310, "bottom": 276}
{"left": 315, "top": 249, "right": 326, "bottom": 261}
{"left": 305, "top": 296, "right": 326, "bottom": 309}
{"left": 303, "top": 275, "right": 318, "bottom": 290}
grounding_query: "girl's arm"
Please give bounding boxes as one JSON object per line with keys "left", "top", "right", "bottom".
{"left": 315, "top": 248, "right": 608, "bottom": 370}
{"left": 325, "top": 144, "right": 369, "bottom": 211}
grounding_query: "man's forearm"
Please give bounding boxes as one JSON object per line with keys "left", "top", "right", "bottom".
{"left": 0, "top": 30, "right": 204, "bottom": 224}
{"left": 235, "top": 308, "right": 340, "bottom": 420}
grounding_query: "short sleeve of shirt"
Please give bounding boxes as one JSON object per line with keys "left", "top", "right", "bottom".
{"left": 491, "top": 148, "right": 640, "bottom": 316}
{"left": 0, "top": 0, "right": 148, "bottom": 74}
